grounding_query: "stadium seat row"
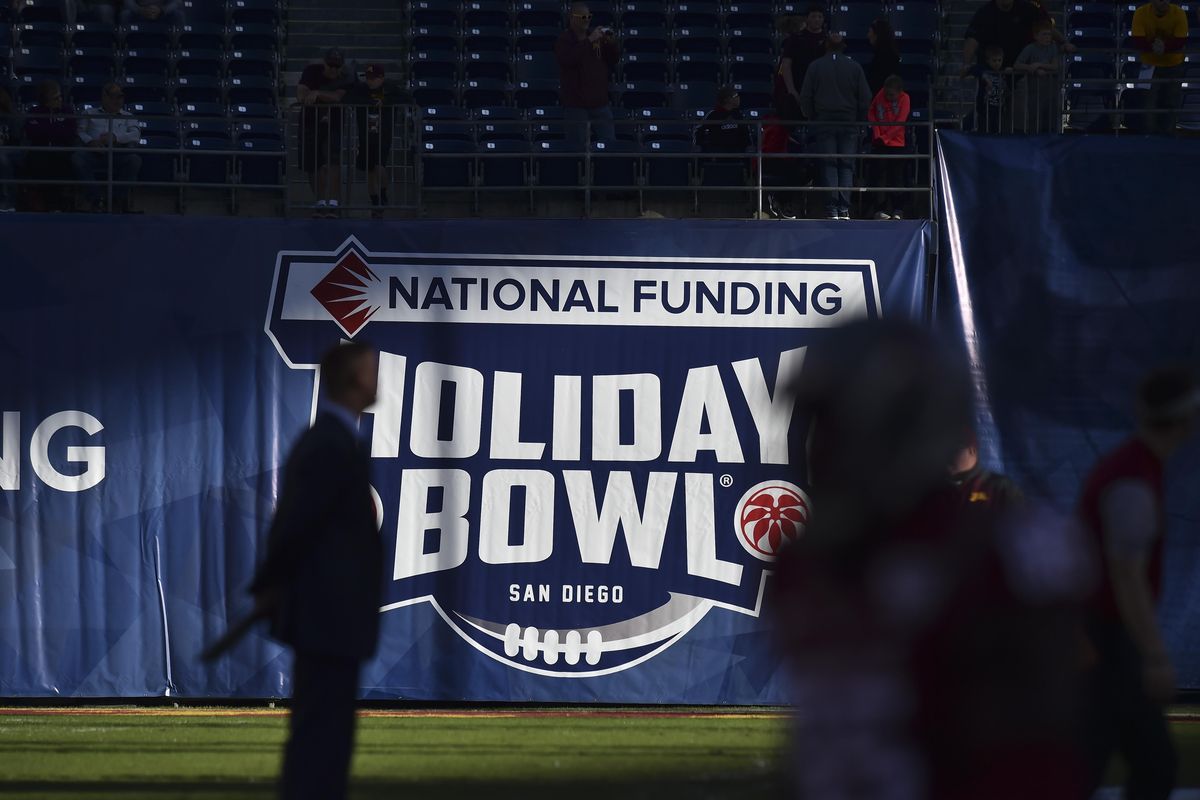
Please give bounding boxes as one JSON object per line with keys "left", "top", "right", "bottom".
{"left": 5, "top": 73, "right": 277, "bottom": 107}
{"left": 5, "top": 22, "right": 282, "bottom": 51}
{"left": 2, "top": 45, "right": 278, "bottom": 79}
{"left": 0, "top": 0, "right": 279, "bottom": 25}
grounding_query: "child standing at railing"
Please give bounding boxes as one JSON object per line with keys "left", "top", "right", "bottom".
{"left": 1014, "top": 21, "right": 1062, "bottom": 134}
{"left": 866, "top": 75, "right": 910, "bottom": 220}
{"left": 970, "top": 45, "right": 1011, "bottom": 134}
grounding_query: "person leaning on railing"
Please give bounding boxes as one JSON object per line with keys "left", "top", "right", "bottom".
{"left": 22, "top": 80, "right": 78, "bottom": 213}
{"left": 1131, "top": 0, "right": 1189, "bottom": 134}
{"left": 0, "top": 86, "right": 23, "bottom": 213}
{"left": 1012, "top": 20, "right": 1062, "bottom": 134}
{"left": 74, "top": 81, "right": 142, "bottom": 213}
{"left": 342, "top": 64, "right": 407, "bottom": 220}
{"left": 298, "top": 48, "right": 353, "bottom": 218}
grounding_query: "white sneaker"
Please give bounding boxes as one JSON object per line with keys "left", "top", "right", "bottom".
{"left": 874, "top": 211, "right": 891, "bottom": 220}
{"left": 0, "top": 206, "right": 14, "bottom": 213}
{"left": 891, "top": 209, "right": 904, "bottom": 219}
{"left": 838, "top": 210, "right": 851, "bottom": 220}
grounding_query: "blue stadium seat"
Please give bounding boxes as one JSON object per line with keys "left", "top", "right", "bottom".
{"left": 586, "top": 1, "right": 617, "bottom": 27}
{"left": 889, "top": 4, "right": 938, "bottom": 42}
{"left": 515, "top": 51, "right": 557, "bottom": 81}
{"left": 230, "top": 101, "right": 277, "bottom": 119}
{"left": 228, "top": 0, "right": 280, "bottom": 26}
{"left": 409, "top": 0, "right": 460, "bottom": 28}
{"left": 17, "top": 0, "right": 67, "bottom": 23}
{"left": 611, "top": 106, "right": 639, "bottom": 140}
{"left": 533, "top": 139, "right": 582, "bottom": 185}
{"left": 17, "top": 22, "right": 68, "bottom": 49}
{"left": 420, "top": 104, "right": 470, "bottom": 119}
{"left": 0, "top": 46, "right": 13, "bottom": 78}
{"left": 183, "top": 115, "right": 228, "bottom": 136}
{"left": 590, "top": 139, "right": 640, "bottom": 187}
{"left": 13, "top": 46, "right": 65, "bottom": 77}
{"left": 530, "top": 113, "right": 567, "bottom": 141}
{"left": 1071, "top": 27, "right": 1118, "bottom": 49}
{"left": 139, "top": 116, "right": 181, "bottom": 137}
{"left": 516, "top": 26, "right": 559, "bottom": 53}
{"left": 724, "top": 2, "right": 774, "bottom": 31}
{"left": 420, "top": 118, "right": 476, "bottom": 141}
{"left": 422, "top": 139, "right": 477, "bottom": 187}
{"left": 672, "top": 2, "right": 720, "bottom": 29}
{"left": 237, "top": 135, "right": 284, "bottom": 186}
{"left": 622, "top": 52, "right": 669, "bottom": 81}
{"left": 411, "top": 77, "right": 459, "bottom": 105}
{"left": 674, "top": 80, "right": 719, "bottom": 109}
{"left": 476, "top": 105, "right": 526, "bottom": 141}
{"left": 674, "top": 52, "right": 721, "bottom": 83}
{"left": 1067, "top": 3, "right": 1117, "bottom": 28}
{"left": 124, "top": 48, "right": 171, "bottom": 76}
{"left": 176, "top": 48, "right": 224, "bottom": 77}
{"left": 135, "top": 132, "right": 180, "bottom": 183}
{"left": 728, "top": 52, "right": 773, "bottom": 82}
{"left": 728, "top": 79, "right": 771, "bottom": 108}
{"left": 228, "top": 23, "right": 277, "bottom": 51}
{"left": 227, "top": 75, "right": 275, "bottom": 105}
{"left": 480, "top": 139, "right": 530, "bottom": 187}
{"left": 410, "top": 50, "right": 459, "bottom": 81}
{"left": 71, "top": 22, "right": 117, "bottom": 48}
{"left": 641, "top": 116, "right": 693, "bottom": 142}
{"left": 119, "top": 73, "right": 168, "bottom": 102}
{"left": 621, "top": 1, "right": 670, "bottom": 29}
{"left": 461, "top": 77, "right": 509, "bottom": 108}
{"left": 184, "top": 134, "right": 233, "bottom": 184}
{"left": 130, "top": 100, "right": 175, "bottom": 117}
{"left": 411, "top": 25, "right": 460, "bottom": 53}
{"left": 226, "top": 49, "right": 275, "bottom": 78}
{"left": 1179, "top": 89, "right": 1200, "bottom": 130}
{"left": 463, "top": 25, "right": 511, "bottom": 52}
{"left": 644, "top": 139, "right": 693, "bottom": 187}
{"left": 175, "top": 74, "right": 223, "bottom": 104}
{"left": 515, "top": 0, "right": 562, "bottom": 28}
{"left": 69, "top": 47, "right": 117, "bottom": 76}
{"left": 832, "top": 2, "right": 885, "bottom": 41}
{"left": 725, "top": 28, "right": 773, "bottom": 56}
{"left": 178, "top": 23, "right": 226, "bottom": 51}
{"left": 617, "top": 79, "right": 670, "bottom": 107}
{"left": 11, "top": 74, "right": 44, "bottom": 105}
{"left": 1067, "top": 52, "right": 1116, "bottom": 80}
{"left": 464, "top": 0, "right": 511, "bottom": 28}
{"left": 183, "top": 0, "right": 230, "bottom": 25}
{"left": 124, "top": 22, "right": 174, "bottom": 51}
{"left": 623, "top": 27, "right": 670, "bottom": 53}
{"left": 514, "top": 78, "right": 560, "bottom": 108}
{"left": 464, "top": 49, "right": 511, "bottom": 80}
{"left": 672, "top": 26, "right": 722, "bottom": 55}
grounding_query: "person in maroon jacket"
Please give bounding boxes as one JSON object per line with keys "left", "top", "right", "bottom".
{"left": 23, "top": 80, "right": 79, "bottom": 212}
{"left": 772, "top": 320, "right": 1091, "bottom": 800}
{"left": 1079, "top": 367, "right": 1198, "bottom": 800}
{"left": 555, "top": 2, "right": 618, "bottom": 149}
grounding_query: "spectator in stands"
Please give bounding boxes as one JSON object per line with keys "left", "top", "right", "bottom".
{"left": 120, "top": 0, "right": 183, "bottom": 26}
{"left": 0, "top": 86, "right": 22, "bottom": 213}
{"left": 1079, "top": 368, "right": 1198, "bottom": 800}
{"left": 22, "top": 80, "right": 78, "bottom": 212}
{"left": 774, "top": 6, "right": 828, "bottom": 120}
{"left": 1131, "top": 0, "right": 1189, "bottom": 134}
{"left": 1013, "top": 20, "right": 1062, "bottom": 133}
{"left": 960, "top": 0, "right": 1071, "bottom": 75}
{"left": 866, "top": 75, "right": 910, "bottom": 220}
{"left": 556, "top": 2, "right": 619, "bottom": 149}
{"left": 799, "top": 33, "right": 871, "bottom": 220}
{"left": 73, "top": 81, "right": 141, "bottom": 213}
{"left": 970, "top": 45, "right": 1011, "bottom": 133}
{"left": 344, "top": 64, "right": 406, "bottom": 220}
{"left": 299, "top": 48, "right": 351, "bottom": 218}
{"left": 696, "top": 86, "right": 752, "bottom": 154}
{"left": 865, "top": 18, "right": 901, "bottom": 96}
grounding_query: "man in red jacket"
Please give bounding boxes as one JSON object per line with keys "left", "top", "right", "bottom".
{"left": 1079, "top": 367, "right": 1198, "bottom": 800}
{"left": 555, "top": 2, "right": 618, "bottom": 150}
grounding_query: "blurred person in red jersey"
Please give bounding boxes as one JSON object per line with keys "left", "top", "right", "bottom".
{"left": 1079, "top": 367, "right": 1198, "bottom": 800}
{"left": 771, "top": 319, "right": 1093, "bottom": 800}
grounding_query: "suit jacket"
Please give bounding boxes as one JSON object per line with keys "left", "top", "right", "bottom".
{"left": 250, "top": 412, "right": 384, "bottom": 661}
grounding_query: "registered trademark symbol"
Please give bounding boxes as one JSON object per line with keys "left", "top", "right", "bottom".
{"left": 719, "top": 474, "right": 734, "bottom": 488}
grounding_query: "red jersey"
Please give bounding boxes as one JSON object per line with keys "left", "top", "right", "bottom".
{"left": 1077, "top": 437, "right": 1166, "bottom": 621}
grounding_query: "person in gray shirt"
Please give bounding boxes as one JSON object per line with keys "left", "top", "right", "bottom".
{"left": 1013, "top": 21, "right": 1062, "bottom": 133}
{"left": 800, "top": 33, "right": 872, "bottom": 219}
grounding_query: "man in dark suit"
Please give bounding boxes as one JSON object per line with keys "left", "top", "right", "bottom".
{"left": 250, "top": 341, "right": 384, "bottom": 800}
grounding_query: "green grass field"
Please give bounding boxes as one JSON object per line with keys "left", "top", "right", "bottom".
{"left": 0, "top": 707, "right": 1196, "bottom": 799}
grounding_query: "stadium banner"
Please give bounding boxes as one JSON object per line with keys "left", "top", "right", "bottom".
{"left": 935, "top": 131, "right": 1200, "bottom": 689}
{"left": 0, "top": 216, "right": 928, "bottom": 701}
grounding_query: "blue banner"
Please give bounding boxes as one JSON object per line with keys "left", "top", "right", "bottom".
{"left": 0, "top": 216, "right": 928, "bottom": 701}
{"left": 935, "top": 131, "right": 1200, "bottom": 688}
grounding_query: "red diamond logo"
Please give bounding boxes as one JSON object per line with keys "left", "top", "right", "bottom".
{"left": 310, "top": 250, "right": 382, "bottom": 337}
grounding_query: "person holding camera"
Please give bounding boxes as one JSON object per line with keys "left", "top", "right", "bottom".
{"left": 555, "top": 2, "right": 619, "bottom": 150}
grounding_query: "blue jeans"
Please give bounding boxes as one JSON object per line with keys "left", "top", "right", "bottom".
{"left": 564, "top": 105, "right": 615, "bottom": 150}
{"left": 813, "top": 126, "right": 859, "bottom": 216}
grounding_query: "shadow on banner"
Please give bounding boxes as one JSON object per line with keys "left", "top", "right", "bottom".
{"left": 934, "top": 130, "right": 1200, "bottom": 689}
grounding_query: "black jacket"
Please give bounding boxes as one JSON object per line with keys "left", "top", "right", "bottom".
{"left": 250, "top": 413, "right": 384, "bottom": 660}
{"left": 696, "top": 107, "right": 753, "bottom": 153}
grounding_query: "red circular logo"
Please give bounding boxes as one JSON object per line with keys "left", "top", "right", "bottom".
{"left": 736, "top": 483, "right": 809, "bottom": 560}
